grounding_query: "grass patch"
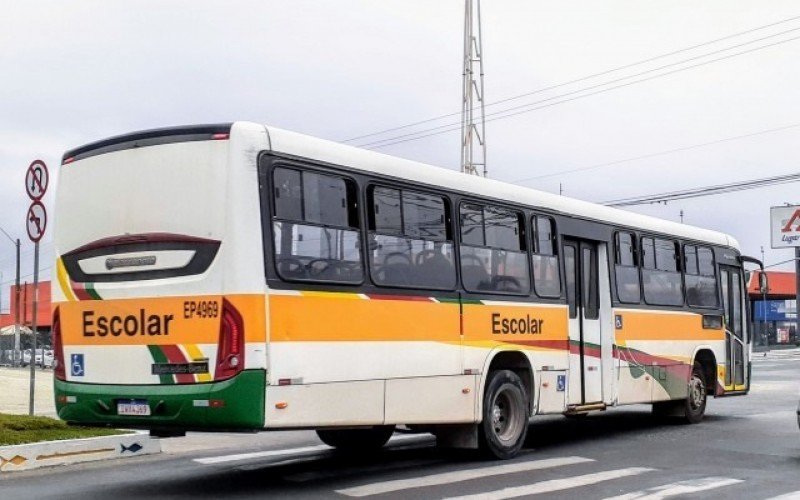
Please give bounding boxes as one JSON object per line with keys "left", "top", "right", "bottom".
{"left": 0, "top": 413, "right": 125, "bottom": 446}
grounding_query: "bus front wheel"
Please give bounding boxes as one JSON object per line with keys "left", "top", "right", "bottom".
{"left": 479, "top": 370, "right": 529, "bottom": 459}
{"left": 316, "top": 425, "right": 395, "bottom": 452}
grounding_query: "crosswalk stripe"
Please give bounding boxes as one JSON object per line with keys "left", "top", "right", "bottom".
{"left": 604, "top": 476, "right": 743, "bottom": 499}
{"left": 335, "top": 456, "right": 594, "bottom": 497}
{"left": 194, "top": 444, "right": 331, "bottom": 465}
{"left": 193, "top": 434, "right": 428, "bottom": 465}
{"left": 442, "top": 467, "right": 655, "bottom": 500}
{"left": 765, "top": 492, "right": 800, "bottom": 499}
{"left": 286, "top": 458, "right": 441, "bottom": 483}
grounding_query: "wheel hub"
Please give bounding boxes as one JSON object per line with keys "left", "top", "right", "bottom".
{"left": 490, "top": 387, "right": 523, "bottom": 443}
{"left": 689, "top": 376, "right": 705, "bottom": 410}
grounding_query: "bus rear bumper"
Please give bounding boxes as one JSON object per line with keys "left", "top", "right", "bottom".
{"left": 54, "top": 369, "right": 266, "bottom": 431}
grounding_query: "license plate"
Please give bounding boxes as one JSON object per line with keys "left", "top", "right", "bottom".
{"left": 117, "top": 399, "right": 151, "bottom": 416}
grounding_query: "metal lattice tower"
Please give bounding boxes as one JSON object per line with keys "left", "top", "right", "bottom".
{"left": 460, "top": 0, "right": 487, "bottom": 177}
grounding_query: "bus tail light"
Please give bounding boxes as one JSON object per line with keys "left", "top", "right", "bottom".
{"left": 214, "top": 299, "right": 244, "bottom": 381}
{"left": 53, "top": 307, "right": 66, "bottom": 381}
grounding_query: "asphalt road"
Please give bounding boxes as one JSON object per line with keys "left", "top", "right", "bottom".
{"left": 2, "top": 355, "right": 799, "bottom": 499}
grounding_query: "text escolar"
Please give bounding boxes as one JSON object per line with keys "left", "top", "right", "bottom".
{"left": 491, "top": 313, "right": 545, "bottom": 334}
{"left": 83, "top": 310, "right": 174, "bottom": 337}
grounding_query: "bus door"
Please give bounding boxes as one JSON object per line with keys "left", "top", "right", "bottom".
{"left": 563, "top": 239, "right": 603, "bottom": 404}
{"left": 720, "top": 266, "right": 748, "bottom": 391}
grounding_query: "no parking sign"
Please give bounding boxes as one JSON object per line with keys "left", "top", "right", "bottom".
{"left": 24, "top": 159, "right": 48, "bottom": 415}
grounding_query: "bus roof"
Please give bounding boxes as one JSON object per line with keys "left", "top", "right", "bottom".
{"left": 254, "top": 122, "right": 740, "bottom": 250}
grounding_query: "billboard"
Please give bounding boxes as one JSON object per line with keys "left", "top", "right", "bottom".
{"left": 753, "top": 299, "right": 797, "bottom": 321}
{"left": 771, "top": 205, "right": 800, "bottom": 248}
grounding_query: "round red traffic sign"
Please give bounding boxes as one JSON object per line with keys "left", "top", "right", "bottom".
{"left": 26, "top": 201, "right": 47, "bottom": 243}
{"left": 26, "top": 160, "right": 48, "bottom": 201}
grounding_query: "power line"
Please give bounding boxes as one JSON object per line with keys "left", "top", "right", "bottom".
{"left": 0, "top": 266, "right": 53, "bottom": 287}
{"left": 513, "top": 122, "right": 800, "bottom": 183}
{"left": 343, "top": 13, "right": 800, "bottom": 145}
{"left": 603, "top": 172, "right": 800, "bottom": 207}
{"left": 357, "top": 33, "right": 800, "bottom": 149}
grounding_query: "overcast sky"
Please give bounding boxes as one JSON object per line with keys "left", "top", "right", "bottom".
{"left": 2, "top": 1, "right": 800, "bottom": 310}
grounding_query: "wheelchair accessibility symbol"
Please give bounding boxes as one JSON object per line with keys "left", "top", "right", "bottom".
{"left": 71, "top": 354, "right": 85, "bottom": 377}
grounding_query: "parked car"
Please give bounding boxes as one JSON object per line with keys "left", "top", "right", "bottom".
{"left": 21, "top": 348, "right": 53, "bottom": 368}
{"left": 42, "top": 350, "right": 54, "bottom": 369}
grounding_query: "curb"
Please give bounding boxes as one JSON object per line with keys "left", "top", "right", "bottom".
{"left": 0, "top": 431, "right": 161, "bottom": 472}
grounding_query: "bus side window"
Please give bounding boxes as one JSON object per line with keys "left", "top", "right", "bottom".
{"left": 271, "top": 167, "right": 363, "bottom": 284}
{"left": 459, "top": 203, "right": 530, "bottom": 295}
{"left": 367, "top": 186, "right": 456, "bottom": 290}
{"left": 641, "top": 236, "right": 684, "bottom": 306}
{"left": 614, "top": 232, "right": 641, "bottom": 304}
{"left": 531, "top": 215, "right": 560, "bottom": 298}
{"left": 685, "top": 245, "right": 719, "bottom": 308}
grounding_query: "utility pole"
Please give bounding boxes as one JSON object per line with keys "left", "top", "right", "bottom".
{"left": 0, "top": 228, "right": 21, "bottom": 366}
{"left": 679, "top": 210, "right": 684, "bottom": 223}
{"left": 460, "top": 0, "right": 487, "bottom": 177}
{"left": 795, "top": 246, "right": 800, "bottom": 346}
{"left": 761, "top": 246, "right": 768, "bottom": 346}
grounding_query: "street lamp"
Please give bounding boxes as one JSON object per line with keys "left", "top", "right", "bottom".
{"left": 0, "top": 226, "right": 21, "bottom": 366}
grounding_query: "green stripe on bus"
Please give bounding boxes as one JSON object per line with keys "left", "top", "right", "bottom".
{"left": 85, "top": 283, "right": 102, "bottom": 300}
{"left": 147, "top": 345, "right": 174, "bottom": 384}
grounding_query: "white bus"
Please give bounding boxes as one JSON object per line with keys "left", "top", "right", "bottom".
{"left": 53, "top": 122, "right": 760, "bottom": 458}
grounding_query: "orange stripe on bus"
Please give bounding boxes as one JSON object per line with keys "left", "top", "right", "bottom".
{"left": 614, "top": 310, "right": 724, "bottom": 342}
{"left": 57, "top": 294, "right": 266, "bottom": 346}
{"left": 269, "top": 294, "right": 459, "bottom": 342}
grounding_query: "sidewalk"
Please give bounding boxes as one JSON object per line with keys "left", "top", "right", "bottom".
{"left": 0, "top": 367, "right": 55, "bottom": 416}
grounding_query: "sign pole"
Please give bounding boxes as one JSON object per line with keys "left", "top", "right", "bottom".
{"left": 14, "top": 238, "right": 20, "bottom": 366}
{"left": 795, "top": 247, "right": 800, "bottom": 343}
{"left": 24, "top": 159, "right": 48, "bottom": 416}
{"left": 28, "top": 242, "right": 38, "bottom": 415}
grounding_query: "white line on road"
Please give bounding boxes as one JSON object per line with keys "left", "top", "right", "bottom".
{"left": 335, "top": 456, "right": 594, "bottom": 497}
{"left": 604, "top": 476, "right": 743, "bottom": 499}
{"left": 765, "top": 491, "right": 800, "bottom": 500}
{"left": 441, "top": 467, "right": 655, "bottom": 500}
{"left": 193, "top": 434, "right": 429, "bottom": 465}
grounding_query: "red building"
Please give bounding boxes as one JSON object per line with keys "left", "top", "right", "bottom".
{"left": 0, "top": 281, "right": 52, "bottom": 329}
{"left": 747, "top": 271, "right": 798, "bottom": 345}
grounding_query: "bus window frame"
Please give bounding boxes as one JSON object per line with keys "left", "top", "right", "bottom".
{"left": 683, "top": 243, "right": 720, "bottom": 309}
{"left": 640, "top": 235, "right": 685, "bottom": 307}
{"left": 267, "top": 161, "right": 366, "bottom": 286}
{"left": 365, "top": 182, "right": 458, "bottom": 291}
{"left": 613, "top": 230, "right": 642, "bottom": 305}
{"left": 457, "top": 199, "right": 532, "bottom": 297}
{"left": 530, "top": 214, "right": 561, "bottom": 299}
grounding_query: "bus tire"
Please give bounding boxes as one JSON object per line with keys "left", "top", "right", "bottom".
{"left": 683, "top": 362, "right": 707, "bottom": 424}
{"left": 316, "top": 425, "right": 395, "bottom": 452}
{"left": 479, "top": 370, "right": 529, "bottom": 459}
{"left": 652, "top": 363, "right": 706, "bottom": 424}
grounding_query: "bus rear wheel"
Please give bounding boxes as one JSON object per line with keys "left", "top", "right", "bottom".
{"left": 316, "top": 425, "right": 395, "bottom": 452}
{"left": 479, "top": 370, "right": 529, "bottom": 459}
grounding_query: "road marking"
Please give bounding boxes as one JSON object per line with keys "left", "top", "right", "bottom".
{"left": 336, "top": 456, "right": 594, "bottom": 497}
{"left": 604, "top": 476, "right": 743, "bottom": 499}
{"left": 193, "top": 434, "right": 429, "bottom": 465}
{"left": 442, "top": 467, "right": 654, "bottom": 500}
{"left": 766, "top": 492, "right": 800, "bottom": 500}
{"left": 286, "top": 458, "right": 441, "bottom": 483}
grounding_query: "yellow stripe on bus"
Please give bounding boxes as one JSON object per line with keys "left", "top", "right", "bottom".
{"left": 56, "top": 258, "right": 77, "bottom": 302}
{"left": 183, "top": 343, "right": 212, "bottom": 382}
